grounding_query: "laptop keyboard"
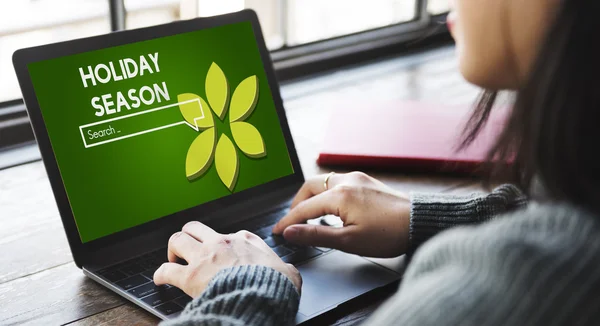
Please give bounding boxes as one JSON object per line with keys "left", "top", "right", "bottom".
{"left": 96, "top": 207, "right": 331, "bottom": 316}
{"left": 97, "top": 249, "right": 190, "bottom": 316}
{"left": 250, "top": 227, "right": 326, "bottom": 264}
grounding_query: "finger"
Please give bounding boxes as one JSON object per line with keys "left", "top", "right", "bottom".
{"left": 289, "top": 177, "right": 322, "bottom": 209}
{"left": 282, "top": 224, "right": 353, "bottom": 249}
{"left": 182, "top": 221, "right": 220, "bottom": 243}
{"left": 153, "top": 262, "right": 187, "bottom": 287}
{"left": 235, "top": 229, "right": 262, "bottom": 241}
{"left": 233, "top": 230, "right": 273, "bottom": 253}
{"left": 273, "top": 191, "right": 340, "bottom": 234}
{"left": 290, "top": 173, "right": 340, "bottom": 208}
{"left": 167, "top": 231, "right": 202, "bottom": 263}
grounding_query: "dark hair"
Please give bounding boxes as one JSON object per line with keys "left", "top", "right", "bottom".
{"left": 461, "top": 1, "right": 600, "bottom": 212}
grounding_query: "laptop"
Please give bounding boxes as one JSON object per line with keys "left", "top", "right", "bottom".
{"left": 12, "top": 10, "right": 402, "bottom": 324}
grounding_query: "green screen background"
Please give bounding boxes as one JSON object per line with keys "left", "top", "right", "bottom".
{"left": 28, "top": 22, "right": 294, "bottom": 243}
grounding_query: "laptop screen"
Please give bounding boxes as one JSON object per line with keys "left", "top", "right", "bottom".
{"left": 27, "top": 21, "right": 294, "bottom": 243}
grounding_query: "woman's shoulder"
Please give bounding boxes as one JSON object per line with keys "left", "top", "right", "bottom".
{"left": 402, "top": 202, "right": 600, "bottom": 324}
{"left": 432, "top": 201, "right": 600, "bottom": 248}
{"left": 488, "top": 201, "right": 600, "bottom": 241}
{"left": 410, "top": 201, "right": 600, "bottom": 279}
{"left": 388, "top": 202, "right": 600, "bottom": 326}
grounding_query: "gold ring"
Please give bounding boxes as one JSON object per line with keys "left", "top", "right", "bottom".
{"left": 324, "top": 172, "right": 335, "bottom": 191}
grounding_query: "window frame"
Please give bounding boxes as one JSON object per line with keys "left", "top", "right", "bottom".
{"left": 0, "top": 0, "right": 449, "bottom": 154}
{"left": 273, "top": 0, "right": 429, "bottom": 59}
{"left": 0, "top": 99, "right": 33, "bottom": 150}
{"left": 272, "top": 0, "right": 451, "bottom": 80}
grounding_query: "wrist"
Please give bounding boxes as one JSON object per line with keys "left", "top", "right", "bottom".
{"left": 189, "top": 265, "right": 300, "bottom": 310}
{"left": 392, "top": 197, "right": 411, "bottom": 254}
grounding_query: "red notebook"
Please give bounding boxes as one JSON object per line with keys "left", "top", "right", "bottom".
{"left": 316, "top": 100, "right": 508, "bottom": 175}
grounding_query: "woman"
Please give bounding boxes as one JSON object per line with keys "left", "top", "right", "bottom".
{"left": 155, "top": 0, "right": 600, "bottom": 324}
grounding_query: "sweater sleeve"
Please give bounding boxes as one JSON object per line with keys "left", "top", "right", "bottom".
{"left": 162, "top": 265, "right": 299, "bottom": 326}
{"left": 365, "top": 204, "right": 600, "bottom": 325}
{"left": 408, "top": 183, "right": 527, "bottom": 254}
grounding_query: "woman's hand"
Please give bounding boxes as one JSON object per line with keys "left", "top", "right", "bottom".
{"left": 154, "top": 221, "right": 302, "bottom": 298}
{"left": 272, "top": 172, "right": 411, "bottom": 258}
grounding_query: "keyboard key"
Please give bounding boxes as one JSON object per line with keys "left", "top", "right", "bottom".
{"left": 284, "top": 244, "right": 304, "bottom": 252}
{"left": 282, "top": 247, "right": 322, "bottom": 264}
{"left": 140, "top": 252, "right": 153, "bottom": 260}
{"left": 174, "top": 295, "right": 193, "bottom": 307}
{"left": 155, "top": 302, "right": 183, "bottom": 315}
{"left": 253, "top": 226, "right": 273, "bottom": 239}
{"left": 116, "top": 275, "right": 150, "bottom": 290}
{"left": 147, "top": 252, "right": 166, "bottom": 266}
{"left": 264, "top": 235, "right": 286, "bottom": 247}
{"left": 100, "top": 269, "right": 127, "bottom": 282}
{"left": 149, "top": 257, "right": 165, "bottom": 267}
{"left": 128, "top": 282, "right": 166, "bottom": 298}
{"left": 120, "top": 263, "right": 145, "bottom": 276}
{"left": 149, "top": 248, "right": 167, "bottom": 257}
{"left": 142, "top": 269, "right": 157, "bottom": 280}
{"left": 142, "top": 287, "right": 185, "bottom": 307}
{"left": 139, "top": 260, "right": 157, "bottom": 271}
{"left": 263, "top": 209, "right": 289, "bottom": 224}
{"left": 272, "top": 245, "right": 292, "bottom": 257}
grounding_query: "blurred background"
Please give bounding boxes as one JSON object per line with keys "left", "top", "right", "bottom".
{"left": 0, "top": 0, "right": 449, "bottom": 103}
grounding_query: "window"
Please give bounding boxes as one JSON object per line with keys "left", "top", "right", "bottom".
{"left": 428, "top": 0, "right": 451, "bottom": 15}
{"left": 124, "top": 0, "right": 180, "bottom": 30}
{"left": 0, "top": 0, "right": 449, "bottom": 155}
{"left": 124, "top": 0, "right": 437, "bottom": 49}
{"left": 285, "top": 0, "right": 417, "bottom": 46}
{"left": 1, "top": 0, "right": 451, "bottom": 103}
{"left": 0, "top": 0, "right": 110, "bottom": 103}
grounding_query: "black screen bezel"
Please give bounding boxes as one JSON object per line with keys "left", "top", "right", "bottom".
{"left": 12, "top": 10, "right": 304, "bottom": 266}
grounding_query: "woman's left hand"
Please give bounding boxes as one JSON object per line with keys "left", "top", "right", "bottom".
{"left": 153, "top": 221, "right": 302, "bottom": 298}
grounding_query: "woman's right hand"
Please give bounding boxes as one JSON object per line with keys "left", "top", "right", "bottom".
{"left": 272, "top": 172, "right": 411, "bottom": 258}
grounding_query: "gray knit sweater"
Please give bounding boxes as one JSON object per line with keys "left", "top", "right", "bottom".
{"left": 164, "top": 184, "right": 600, "bottom": 325}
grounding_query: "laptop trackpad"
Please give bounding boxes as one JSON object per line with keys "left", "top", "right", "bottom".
{"left": 296, "top": 250, "right": 400, "bottom": 318}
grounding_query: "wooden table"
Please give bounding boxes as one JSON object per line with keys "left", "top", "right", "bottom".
{"left": 0, "top": 45, "right": 484, "bottom": 325}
